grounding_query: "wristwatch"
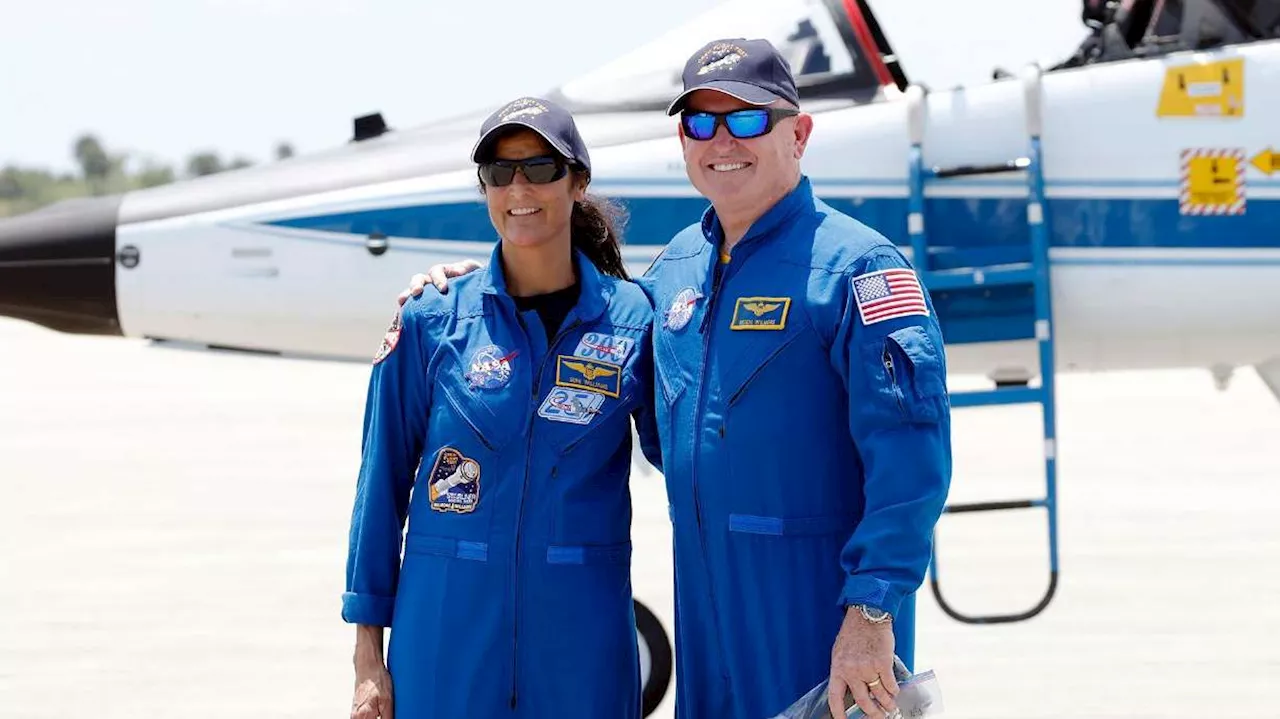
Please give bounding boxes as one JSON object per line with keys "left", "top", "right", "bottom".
{"left": 852, "top": 604, "right": 893, "bottom": 624}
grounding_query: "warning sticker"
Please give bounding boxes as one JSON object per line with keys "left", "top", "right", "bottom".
{"left": 1180, "top": 149, "right": 1245, "bottom": 215}
{"left": 1157, "top": 57, "right": 1244, "bottom": 118}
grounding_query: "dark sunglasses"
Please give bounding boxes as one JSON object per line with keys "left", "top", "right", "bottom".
{"left": 680, "top": 107, "right": 800, "bottom": 141}
{"left": 478, "top": 155, "right": 575, "bottom": 187}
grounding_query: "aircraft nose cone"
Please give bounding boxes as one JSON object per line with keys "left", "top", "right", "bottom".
{"left": 0, "top": 195, "right": 123, "bottom": 335}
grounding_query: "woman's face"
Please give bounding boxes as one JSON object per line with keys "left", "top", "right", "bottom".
{"left": 483, "top": 129, "right": 584, "bottom": 250}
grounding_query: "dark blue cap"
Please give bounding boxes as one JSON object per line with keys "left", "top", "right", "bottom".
{"left": 666, "top": 38, "right": 800, "bottom": 116}
{"left": 471, "top": 96, "right": 591, "bottom": 175}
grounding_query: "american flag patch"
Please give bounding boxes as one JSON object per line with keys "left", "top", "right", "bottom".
{"left": 852, "top": 268, "right": 929, "bottom": 325}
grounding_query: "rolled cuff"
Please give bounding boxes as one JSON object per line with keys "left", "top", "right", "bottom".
{"left": 839, "top": 574, "right": 906, "bottom": 619}
{"left": 341, "top": 591, "right": 396, "bottom": 627}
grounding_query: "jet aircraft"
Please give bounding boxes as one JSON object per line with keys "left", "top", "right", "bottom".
{"left": 4, "top": 0, "right": 1279, "bottom": 714}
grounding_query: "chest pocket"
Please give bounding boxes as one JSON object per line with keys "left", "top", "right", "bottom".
{"left": 434, "top": 344, "right": 529, "bottom": 452}
{"left": 653, "top": 328, "right": 692, "bottom": 406}
{"left": 719, "top": 301, "right": 812, "bottom": 408}
{"left": 535, "top": 329, "right": 645, "bottom": 453}
{"left": 534, "top": 380, "right": 635, "bottom": 455}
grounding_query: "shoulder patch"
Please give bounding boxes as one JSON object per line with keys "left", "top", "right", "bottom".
{"left": 852, "top": 268, "right": 928, "bottom": 325}
{"left": 372, "top": 310, "right": 403, "bottom": 365}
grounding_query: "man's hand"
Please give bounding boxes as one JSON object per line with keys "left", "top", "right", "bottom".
{"left": 395, "top": 259, "right": 484, "bottom": 305}
{"left": 351, "top": 661, "right": 394, "bottom": 719}
{"left": 827, "top": 607, "right": 899, "bottom": 719}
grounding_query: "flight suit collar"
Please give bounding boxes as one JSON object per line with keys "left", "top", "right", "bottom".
{"left": 698, "top": 174, "right": 816, "bottom": 251}
{"left": 476, "top": 242, "right": 609, "bottom": 324}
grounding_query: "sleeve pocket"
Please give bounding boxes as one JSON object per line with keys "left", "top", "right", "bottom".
{"left": 862, "top": 325, "right": 948, "bottom": 425}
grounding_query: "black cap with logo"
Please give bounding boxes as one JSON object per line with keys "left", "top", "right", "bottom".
{"left": 471, "top": 96, "right": 592, "bottom": 174}
{"left": 666, "top": 38, "right": 801, "bottom": 116}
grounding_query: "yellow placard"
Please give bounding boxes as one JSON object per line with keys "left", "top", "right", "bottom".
{"left": 1157, "top": 57, "right": 1244, "bottom": 118}
{"left": 1180, "top": 149, "right": 1244, "bottom": 215}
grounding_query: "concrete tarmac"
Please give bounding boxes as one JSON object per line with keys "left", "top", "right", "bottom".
{"left": 2, "top": 315, "right": 1279, "bottom": 718}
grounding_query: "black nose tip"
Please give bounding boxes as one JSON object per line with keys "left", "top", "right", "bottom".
{"left": 0, "top": 195, "right": 123, "bottom": 335}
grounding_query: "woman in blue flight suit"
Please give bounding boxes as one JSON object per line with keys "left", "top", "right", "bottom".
{"left": 341, "top": 96, "right": 661, "bottom": 719}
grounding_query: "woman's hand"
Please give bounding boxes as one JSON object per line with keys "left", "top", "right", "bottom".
{"left": 351, "top": 625, "right": 394, "bottom": 719}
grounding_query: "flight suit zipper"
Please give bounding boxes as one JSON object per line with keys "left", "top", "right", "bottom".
{"left": 510, "top": 318, "right": 582, "bottom": 710}
{"left": 883, "top": 345, "right": 906, "bottom": 417}
{"left": 689, "top": 259, "right": 732, "bottom": 687}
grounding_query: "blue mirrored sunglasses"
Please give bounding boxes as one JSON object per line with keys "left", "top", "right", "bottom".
{"left": 680, "top": 107, "right": 800, "bottom": 141}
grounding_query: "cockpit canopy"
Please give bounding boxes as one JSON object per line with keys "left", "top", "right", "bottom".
{"left": 1054, "top": 0, "right": 1280, "bottom": 70}
{"left": 544, "top": 0, "right": 899, "bottom": 114}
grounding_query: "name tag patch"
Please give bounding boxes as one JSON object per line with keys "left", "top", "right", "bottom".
{"left": 730, "top": 297, "right": 791, "bottom": 330}
{"left": 555, "top": 356, "right": 622, "bottom": 398}
{"left": 537, "top": 387, "right": 606, "bottom": 425}
{"left": 428, "top": 447, "right": 481, "bottom": 514}
{"left": 573, "top": 332, "right": 634, "bottom": 363}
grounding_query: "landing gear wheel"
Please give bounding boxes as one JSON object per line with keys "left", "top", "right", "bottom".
{"left": 635, "top": 598, "right": 672, "bottom": 717}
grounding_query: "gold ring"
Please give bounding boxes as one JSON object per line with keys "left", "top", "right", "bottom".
{"left": 867, "top": 678, "right": 881, "bottom": 688}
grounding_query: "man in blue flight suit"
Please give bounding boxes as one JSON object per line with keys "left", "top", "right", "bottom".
{"left": 644, "top": 38, "right": 952, "bottom": 719}
{"left": 402, "top": 38, "right": 952, "bottom": 719}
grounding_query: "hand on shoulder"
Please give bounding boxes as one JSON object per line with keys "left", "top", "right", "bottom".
{"left": 396, "top": 259, "right": 485, "bottom": 306}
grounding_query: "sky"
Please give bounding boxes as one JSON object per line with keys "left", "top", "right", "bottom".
{"left": 0, "top": 0, "right": 1088, "bottom": 174}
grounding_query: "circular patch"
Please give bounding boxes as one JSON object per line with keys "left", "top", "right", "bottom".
{"left": 460, "top": 459, "right": 480, "bottom": 482}
{"left": 372, "top": 311, "right": 403, "bottom": 365}
{"left": 664, "top": 287, "right": 701, "bottom": 331}
{"left": 465, "top": 344, "right": 517, "bottom": 390}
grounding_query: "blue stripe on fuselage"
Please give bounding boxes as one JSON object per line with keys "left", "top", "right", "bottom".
{"left": 260, "top": 192, "right": 1280, "bottom": 250}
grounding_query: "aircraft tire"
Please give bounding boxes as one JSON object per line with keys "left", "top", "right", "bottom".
{"left": 635, "top": 598, "right": 673, "bottom": 717}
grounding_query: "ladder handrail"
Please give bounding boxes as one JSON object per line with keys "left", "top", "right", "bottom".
{"left": 912, "top": 63, "right": 1062, "bottom": 625}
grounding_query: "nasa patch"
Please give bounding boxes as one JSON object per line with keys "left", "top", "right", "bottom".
{"left": 573, "top": 332, "right": 635, "bottom": 363}
{"left": 537, "top": 387, "right": 606, "bottom": 426}
{"left": 464, "top": 344, "right": 517, "bottom": 390}
{"left": 372, "top": 311, "right": 402, "bottom": 365}
{"left": 428, "top": 447, "right": 481, "bottom": 514}
{"left": 664, "top": 287, "right": 702, "bottom": 331}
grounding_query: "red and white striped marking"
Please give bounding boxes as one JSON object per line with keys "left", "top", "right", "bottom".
{"left": 1180, "top": 148, "right": 1246, "bottom": 215}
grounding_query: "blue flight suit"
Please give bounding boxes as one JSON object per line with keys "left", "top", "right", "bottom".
{"left": 642, "top": 176, "right": 952, "bottom": 719}
{"left": 342, "top": 245, "right": 661, "bottom": 719}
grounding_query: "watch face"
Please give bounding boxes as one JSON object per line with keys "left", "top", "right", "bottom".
{"left": 860, "top": 605, "right": 890, "bottom": 621}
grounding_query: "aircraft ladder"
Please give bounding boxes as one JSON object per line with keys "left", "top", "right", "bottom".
{"left": 904, "top": 65, "right": 1060, "bottom": 624}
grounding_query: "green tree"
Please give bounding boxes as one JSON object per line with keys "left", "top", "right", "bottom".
{"left": 135, "top": 163, "right": 175, "bottom": 188}
{"left": 73, "top": 134, "right": 112, "bottom": 195}
{"left": 186, "top": 152, "right": 224, "bottom": 177}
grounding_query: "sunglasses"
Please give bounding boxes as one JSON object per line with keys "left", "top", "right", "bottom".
{"left": 478, "top": 155, "right": 575, "bottom": 187}
{"left": 680, "top": 107, "right": 800, "bottom": 141}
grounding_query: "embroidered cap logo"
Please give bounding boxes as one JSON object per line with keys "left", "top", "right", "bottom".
{"left": 498, "top": 97, "right": 549, "bottom": 122}
{"left": 696, "top": 42, "right": 747, "bottom": 76}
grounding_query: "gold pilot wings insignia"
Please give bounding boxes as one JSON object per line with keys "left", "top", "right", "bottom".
{"left": 730, "top": 296, "right": 791, "bottom": 330}
{"left": 556, "top": 356, "right": 623, "bottom": 398}
{"left": 563, "top": 360, "right": 617, "bottom": 381}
